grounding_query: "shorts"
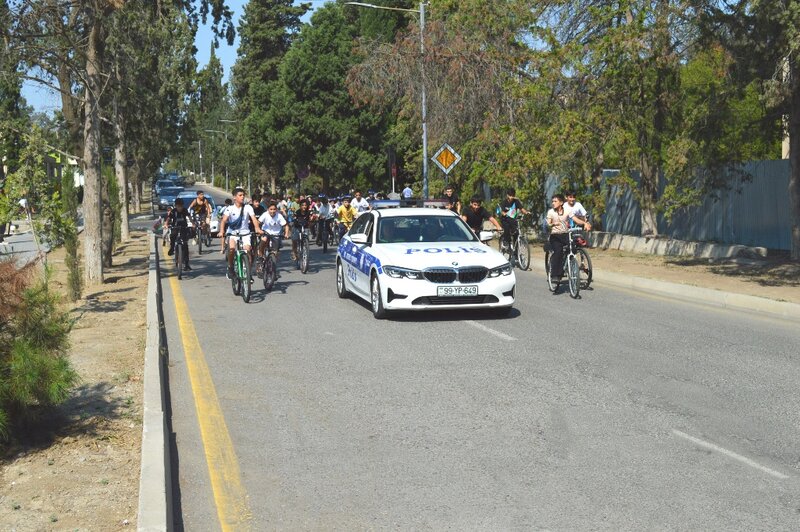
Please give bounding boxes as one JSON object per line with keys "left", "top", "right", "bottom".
{"left": 227, "top": 231, "right": 252, "bottom": 245}
{"left": 261, "top": 234, "right": 282, "bottom": 250}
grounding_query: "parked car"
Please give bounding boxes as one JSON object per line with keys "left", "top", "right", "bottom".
{"left": 157, "top": 186, "right": 184, "bottom": 210}
{"left": 154, "top": 179, "right": 173, "bottom": 196}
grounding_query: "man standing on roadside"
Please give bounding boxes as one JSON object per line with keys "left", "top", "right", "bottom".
{"left": 442, "top": 184, "right": 461, "bottom": 214}
{"left": 402, "top": 183, "right": 413, "bottom": 199}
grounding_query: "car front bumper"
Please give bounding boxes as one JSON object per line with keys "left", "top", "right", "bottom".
{"left": 380, "top": 273, "right": 516, "bottom": 311}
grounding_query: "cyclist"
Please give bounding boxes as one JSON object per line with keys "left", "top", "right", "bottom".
{"left": 352, "top": 190, "right": 370, "bottom": 215}
{"left": 314, "top": 194, "right": 334, "bottom": 249}
{"left": 219, "top": 187, "right": 262, "bottom": 280}
{"left": 546, "top": 193, "right": 589, "bottom": 282}
{"left": 258, "top": 202, "right": 289, "bottom": 267}
{"left": 167, "top": 198, "right": 192, "bottom": 271}
{"left": 498, "top": 188, "right": 529, "bottom": 250}
{"left": 442, "top": 184, "right": 461, "bottom": 214}
{"left": 565, "top": 190, "right": 592, "bottom": 231}
{"left": 462, "top": 196, "right": 501, "bottom": 235}
{"left": 291, "top": 199, "right": 317, "bottom": 262}
{"left": 188, "top": 190, "right": 211, "bottom": 240}
{"left": 335, "top": 196, "right": 358, "bottom": 239}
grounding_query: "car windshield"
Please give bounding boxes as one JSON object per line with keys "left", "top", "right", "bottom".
{"left": 157, "top": 180, "right": 172, "bottom": 187}
{"left": 162, "top": 187, "right": 183, "bottom": 195}
{"left": 377, "top": 215, "right": 476, "bottom": 244}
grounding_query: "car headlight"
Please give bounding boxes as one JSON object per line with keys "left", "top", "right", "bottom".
{"left": 160, "top": 199, "right": 168, "bottom": 204}
{"left": 383, "top": 266, "right": 423, "bottom": 280}
{"left": 488, "top": 263, "right": 513, "bottom": 277}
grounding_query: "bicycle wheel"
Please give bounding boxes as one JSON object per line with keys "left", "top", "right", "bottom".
{"left": 176, "top": 245, "right": 183, "bottom": 280}
{"left": 516, "top": 234, "right": 531, "bottom": 270}
{"left": 300, "top": 238, "right": 309, "bottom": 273}
{"left": 322, "top": 225, "right": 328, "bottom": 253}
{"left": 501, "top": 237, "right": 515, "bottom": 267}
{"left": 197, "top": 231, "right": 202, "bottom": 254}
{"left": 578, "top": 247, "right": 593, "bottom": 288}
{"left": 545, "top": 251, "right": 557, "bottom": 292}
{"left": 567, "top": 254, "right": 580, "bottom": 298}
{"left": 264, "top": 254, "right": 276, "bottom": 291}
{"left": 231, "top": 254, "right": 241, "bottom": 296}
{"left": 241, "top": 254, "right": 252, "bottom": 303}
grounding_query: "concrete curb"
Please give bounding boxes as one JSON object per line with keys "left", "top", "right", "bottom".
{"left": 530, "top": 251, "right": 800, "bottom": 322}
{"left": 137, "top": 232, "right": 173, "bottom": 531}
{"left": 587, "top": 231, "right": 768, "bottom": 259}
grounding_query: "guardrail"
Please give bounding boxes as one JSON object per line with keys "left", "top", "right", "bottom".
{"left": 137, "top": 232, "right": 173, "bottom": 531}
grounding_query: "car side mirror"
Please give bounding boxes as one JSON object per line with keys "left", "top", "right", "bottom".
{"left": 479, "top": 230, "right": 494, "bottom": 243}
{"left": 350, "top": 233, "right": 369, "bottom": 245}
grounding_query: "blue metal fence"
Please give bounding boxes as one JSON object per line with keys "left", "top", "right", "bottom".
{"left": 571, "top": 160, "right": 791, "bottom": 250}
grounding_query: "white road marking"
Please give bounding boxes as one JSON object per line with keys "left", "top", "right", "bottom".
{"left": 672, "top": 429, "right": 789, "bottom": 479}
{"left": 465, "top": 320, "right": 516, "bottom": 341}
{"left": 324, "top": 331, "right": 335, "bottom": 336}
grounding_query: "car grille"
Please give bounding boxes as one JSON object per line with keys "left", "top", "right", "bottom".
{"left": 412, "top": 295, "right": 499, "bottom": 306}
{"left": 422, "top": 266, "right": 489, "bottom": 284}
{"left": 423, "top": 268, "right": 457, "bottom": 283}
{"left": 458, "top": 266, "right": 488, "bottom": 283}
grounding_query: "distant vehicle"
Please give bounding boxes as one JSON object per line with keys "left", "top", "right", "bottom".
{"left": 175, "top": 190, "right": 218, "bottom": 234}
{"left": 157, "top": 186, "right": 185, "bottom": 210}
{"left": 154, "top": 180, "right": 173, "bottom": 195}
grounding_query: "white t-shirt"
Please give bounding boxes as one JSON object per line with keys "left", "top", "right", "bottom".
{"left": 316, "top": 203, "right": 333, "bottom": 219}
{"left": 352, "top": 197, "right": 370, "bottom": 213}
{"left": 402, "top": 187, "right": 413, "bottom": 198}
{"left": 566, "top": 201, "right": 587, "bottom": 219}
{"left": 258, "top": 211, "right": 287, "bottom": 236}
{"left": 223, "top": 204, "right": 255, "bottom": 234}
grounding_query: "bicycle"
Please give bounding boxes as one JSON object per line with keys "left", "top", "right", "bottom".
{"left": 296, "top": 226, "right": 310, "bottom": 273}
{"left": 498, "top": 216, "right": 531, "bottom": 270}
{"left": 257, "top": 235, "right": 280, "bottom": 291}
{"left": 172, "top": 227, "right": 189, "bottom": 280}
{"left": 315, "top": 218, "right": 333, "bottom": 253}
{"left": 229, "top": 233, "right": 253, "bottom": 303}
{"left": 545, "top": 227, "right": 590, "bottom": 298}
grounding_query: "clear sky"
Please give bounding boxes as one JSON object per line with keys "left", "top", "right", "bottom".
{"left": 21, "top": 0, "right": 325, "bottom": 115}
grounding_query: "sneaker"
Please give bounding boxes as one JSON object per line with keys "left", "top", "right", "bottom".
{"left": 184, "top": 265, "right": 192, "bottom": 271}
{"left": 226, "top": 267, "right": 233, "bottom": 279}
{"left": 192, "top": 238, "right": 197, "bottom": 246}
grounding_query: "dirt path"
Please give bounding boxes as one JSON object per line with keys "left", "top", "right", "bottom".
{"left": 0, "top": 230, "right": 149, "bottom": 531}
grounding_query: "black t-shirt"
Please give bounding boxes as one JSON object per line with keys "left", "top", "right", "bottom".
{"left": 463, "top": 206, "right": 490, "bottom": 232}
{"left": 500, "top": 198, "right": 524, "bottom": 217}
{"left": 168, "top": 208, "right": 190, "bottom": 228}
{"left": 443, "top": 193, "right": 460, "bottom": 213}
{"left": 293, "top": 209, "right": 313, "bottom": 228}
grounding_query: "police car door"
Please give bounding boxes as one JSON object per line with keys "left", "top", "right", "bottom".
{"left": 346, "top": 213, "right": 373, "bottom": 297}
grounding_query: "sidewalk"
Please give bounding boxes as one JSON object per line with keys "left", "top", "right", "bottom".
{"left": 529, "top": 244, "right": 800, "bottom": 306}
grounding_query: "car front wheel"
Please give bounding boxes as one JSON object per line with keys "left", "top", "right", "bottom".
{"left": 370, "top": 274, "right": 387, "bottom": 319}
{"left": 336, "top": 260, "right": 350, "bottom": 299}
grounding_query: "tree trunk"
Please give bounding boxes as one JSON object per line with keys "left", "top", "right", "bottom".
{"left": 131, "top": 165, "right": 141, "bottom": 213}
{"left": 639, "top": 156, "right": 659, "bottom": 237}
{"left": 790, "top": 59, "right": 800, "bottom": 261}
{"left": 57, "top": 63, "right": 83, "bottom": 155}
{"left": 81, "top": 14, "right": 104, "bottom": 285}
{"left": 113, "top": 97, "right": 130, "bottom": 241}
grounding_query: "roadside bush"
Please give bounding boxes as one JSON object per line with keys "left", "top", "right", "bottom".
{"left": 0, "top": 261, "right": 78, "bottom": 441}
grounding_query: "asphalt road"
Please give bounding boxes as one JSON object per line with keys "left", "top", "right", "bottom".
{"left": 160, "top": 185, "right": 800, "bottom": 530}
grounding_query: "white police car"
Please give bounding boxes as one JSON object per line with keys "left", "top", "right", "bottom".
{"left": 335, "top": 202, "right": 515, "bottom": 318}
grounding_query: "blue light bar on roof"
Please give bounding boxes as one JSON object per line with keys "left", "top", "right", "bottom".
{"left": 372, "top": 199, "right": 450, "bottom": 209}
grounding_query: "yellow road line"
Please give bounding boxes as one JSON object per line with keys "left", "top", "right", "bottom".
{"left": 165, "top": 259, "right": 252, "bottom": 530}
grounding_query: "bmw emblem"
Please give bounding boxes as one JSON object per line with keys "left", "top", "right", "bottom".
{"left": 452, "top": 262, "right": 459, "bottom": 266}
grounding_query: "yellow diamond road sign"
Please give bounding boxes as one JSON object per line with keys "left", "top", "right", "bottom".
{"left": 432, "top": 144, "right": 462, "bottom": 175}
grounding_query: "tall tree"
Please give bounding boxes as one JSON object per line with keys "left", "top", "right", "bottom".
{"left": 700, "top": 0, "right": 800, "bottom": 259}
{"left": 233, "top": 0, "right": 309, "bottom": 192}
